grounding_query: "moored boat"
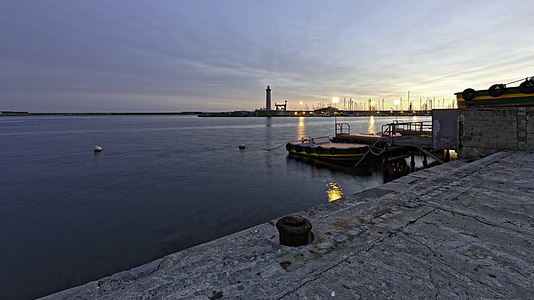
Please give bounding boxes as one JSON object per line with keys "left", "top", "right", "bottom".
{"left": 286, "top": 136, "right": 369, "bottom": 162}
{"left": 456, "top": 77, "right": 534, "bottom": 108}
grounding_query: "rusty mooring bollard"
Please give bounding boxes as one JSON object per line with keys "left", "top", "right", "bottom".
{"left": 276, "top": 215, "right": 314, "bottom": 246}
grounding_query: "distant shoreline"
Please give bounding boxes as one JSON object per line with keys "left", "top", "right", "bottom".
{"left": 1, "top": 110, "right": 435, "bottom": 117}
{"left": 0, "top": 111, "right": 201, "bottom": 116}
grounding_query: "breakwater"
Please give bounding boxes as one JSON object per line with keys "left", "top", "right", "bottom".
{"left": 46, "top": 151, "right": 533, "bottom": 299}
{"left": 0, "top": 111, "right": 200, "bottom": 116}
{"left": 1, "top": 110, "right": 432, "bottom": 117}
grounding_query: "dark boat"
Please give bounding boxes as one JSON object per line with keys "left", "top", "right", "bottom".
{"left": 285, "top": 136, "right": 369, "bottom": 162}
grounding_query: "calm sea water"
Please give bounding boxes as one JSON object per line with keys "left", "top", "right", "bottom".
{"left": 0, "top": 115, "right": 428, "bottom": 299}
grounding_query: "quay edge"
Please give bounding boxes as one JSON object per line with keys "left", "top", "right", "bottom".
{"left": 44, "top": 150, "right": 534, "bottom": 299}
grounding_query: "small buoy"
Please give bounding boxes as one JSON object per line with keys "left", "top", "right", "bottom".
{"left": 94, "top": 145, "right": 103, "bottom": 152}
{"left": 238, "top": 144, "right": 246, "bottom": 150}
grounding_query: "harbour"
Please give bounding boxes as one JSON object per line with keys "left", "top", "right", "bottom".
{"left": 3, "top": 1, "right": 534, "bottom": 298}
{"left": 48, "top": 150, "right": 534, "bottom": 299}
{"left": 43, "top": 104, "right": 534, "bottom": 298}
{"left": 0, "top": 115, "right": 421, "bottom": 299}
{"left": 4, "top": 83, "right": 534, "bottom": 298}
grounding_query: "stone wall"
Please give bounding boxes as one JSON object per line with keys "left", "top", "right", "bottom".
{"left": 459, "top": 107, "right": 534, "bottom": 159}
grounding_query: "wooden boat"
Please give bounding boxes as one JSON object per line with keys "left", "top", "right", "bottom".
{"left": 285, "top": 136, "right": 369, "bottom": 162}
{"left": 456, "top": 78, "right": 534, "bottom": 108}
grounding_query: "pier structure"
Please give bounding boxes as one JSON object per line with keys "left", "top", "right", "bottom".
{"left": 274, "top": 100, "right": 287, "bottom": 111}
{"left": 0, "top": 111, "right": 29, "bottom": 116}
{"left": 333, "top": 109, "right": 457, "bottom": 171}
{"left": 333, "top": 105, "right": 534, "bottom": 174}
{"left": 458, "top": 106, "right": 534, "bottom": 159}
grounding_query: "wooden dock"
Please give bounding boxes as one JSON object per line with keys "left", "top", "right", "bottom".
{"left": 333, "top": 121, "right": 448, "bottom": 170}
{"left": 334, "top": 133, "right": 433, "bottom": 149}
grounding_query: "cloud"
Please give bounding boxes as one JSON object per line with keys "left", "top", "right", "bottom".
{"left": 1, "top": 0, "right": 533, "bottom": 111}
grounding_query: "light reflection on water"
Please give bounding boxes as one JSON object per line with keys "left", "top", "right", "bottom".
{"left": 297, "top": 116, "right": 305, "bottom": 139}
{"left": 368, "top": 115, "right": 376, "bottom": 134}
{"left": 326, "top": 182, "right": 343, "bottom": 202}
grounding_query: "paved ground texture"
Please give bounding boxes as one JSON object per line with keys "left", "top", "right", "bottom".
{"left": 46, "top": 151, "right": 534, "bottom": 299}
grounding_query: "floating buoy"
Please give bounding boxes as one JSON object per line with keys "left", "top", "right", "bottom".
{"left": 238, "top": 144, "right": 246, "bottom": 150}
{"left": 94, "top": 145, "right": 103, "bottom": 152}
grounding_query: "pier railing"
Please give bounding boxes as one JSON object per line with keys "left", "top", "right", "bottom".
{"left": 381, "top": 121, "right": 432, "bottom": 137}
{"left": 335, "top": 123, "right": 351, "bottom": 136}
{"left": 379, "top": 121, "right": 433, "bottom": 148}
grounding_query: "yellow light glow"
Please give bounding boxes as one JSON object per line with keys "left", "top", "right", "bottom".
{"left": 326, "top": 182, "right": 343, "bottom": 202}
{"left": 331, "top": 97, "right": 340, "bottom": 104}
{"left": 393, "top": 99, "right": 401, "bottom": 106}
{"left": 299, "top": 101, "right": 303, "bottom": 105}
{"left": 368, "top": 115, "right": 375, "bottom": 134}
{"left": 297, "top": 116, "right": 305, "bottom": 139}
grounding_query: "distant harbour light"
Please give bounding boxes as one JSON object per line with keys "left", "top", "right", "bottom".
{"left": 331, "top": 97, "right": 340, "bottom": 104}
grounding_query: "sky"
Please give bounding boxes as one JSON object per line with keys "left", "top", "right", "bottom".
{"left": 1, "top": 0, "right": 534, "bottom": 112}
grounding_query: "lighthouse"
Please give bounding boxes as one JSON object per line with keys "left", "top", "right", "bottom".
{"left": 266, "top": 85, "right": 272, "bottom": 111}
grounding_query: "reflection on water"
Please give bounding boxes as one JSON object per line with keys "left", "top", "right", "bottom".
{"left": 368, "top": 116, "right": 376, "bottom": 134}
{"left": 296, "top": 116, "right": 305, "bottom": 139}
{"left": 288, "top": 151, "right": 418, "bottom": 200}
{"left": 264, "top": 117, "right": 273, "bottom": 173}
{"left": 326, "top": 182, "right": 343, "bottom": 202}
{"left": 383, "top": 158, "right": 411, "bottom": 182}
{"left": 265, "top": 117, "right": 272, "bottom": 127}
{"left": 287, "top": 152, "right": 383, "bottom": 177}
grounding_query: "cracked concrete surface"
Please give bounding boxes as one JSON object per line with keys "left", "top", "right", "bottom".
{"left": 45, "top": 151, "right": 534, "bottom": 299}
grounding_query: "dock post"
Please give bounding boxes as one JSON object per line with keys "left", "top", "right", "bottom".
{"left": 382, "top": 144, "right": 389, "bottom": 167}
{"left": 382, "top": 144, "right": 389, "bottom": 178}
{"left": 410, "top": 148, "right": 415, "bottom": 172}
{"left": 276, "top": 215, "right": 314, "bottom": 246}
{"left": 423, "top": 154, "right": 428, "bottom": 168}
{"left": 445, "top": 149, "right": 450, "bottom": 162}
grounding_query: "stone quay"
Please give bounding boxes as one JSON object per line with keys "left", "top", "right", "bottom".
{"left": 46, "top": 150, "right": 533, "bottom": 299}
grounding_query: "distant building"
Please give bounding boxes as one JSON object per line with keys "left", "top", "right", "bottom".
{"left": 255, "top": 85, "right": 292, "bottom": 116}
{"left": 314, "top": 106, "right": 339, "bottom": 116}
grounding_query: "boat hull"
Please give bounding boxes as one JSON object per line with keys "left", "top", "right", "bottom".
{"left": 285, "top": 142, "right": 368, "bottom": 162}
{"left": 456, "top": 86, "right": 534, "bottom": 108}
